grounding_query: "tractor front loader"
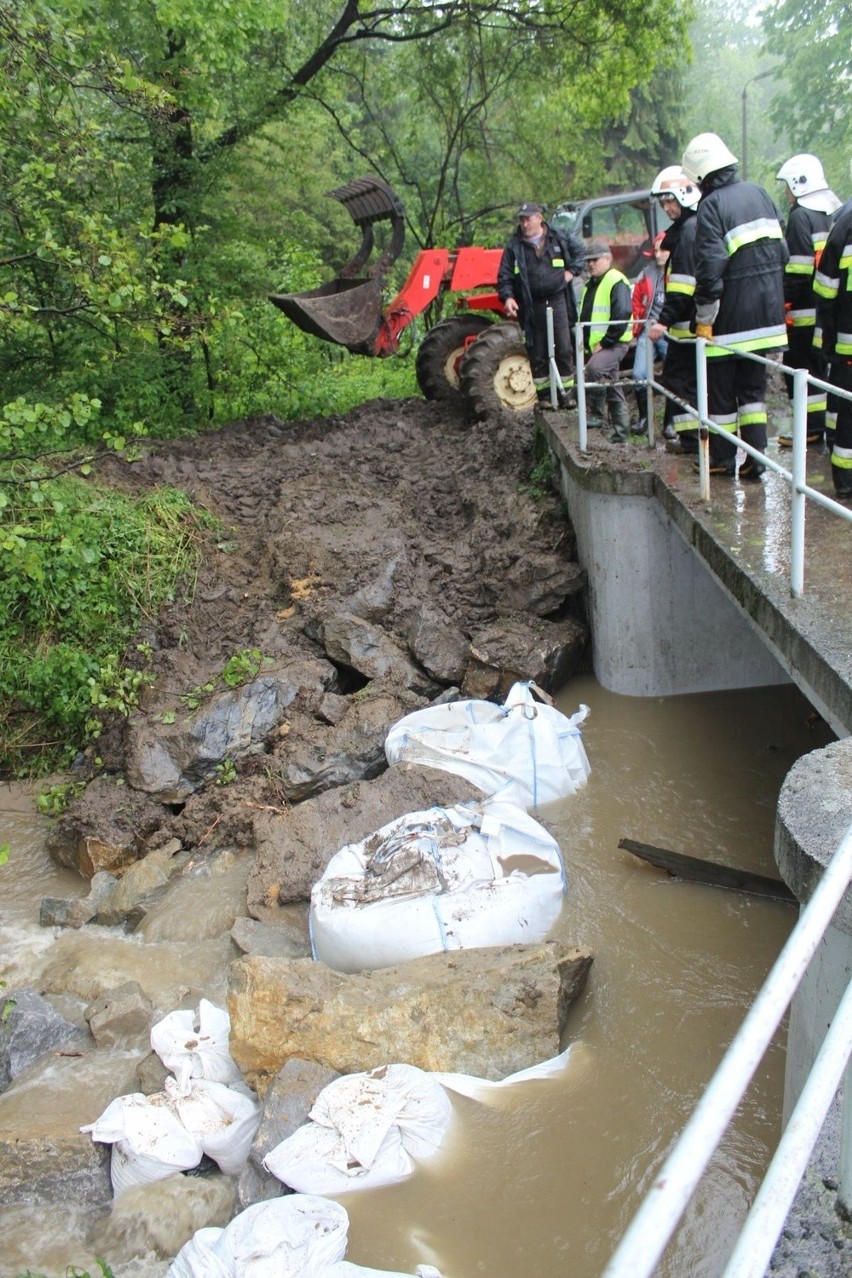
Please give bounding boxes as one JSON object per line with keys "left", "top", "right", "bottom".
{"left": 270, "top": 176, "right": 538, "bottom": 418}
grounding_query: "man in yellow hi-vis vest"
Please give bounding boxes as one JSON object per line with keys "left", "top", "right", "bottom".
{"left": 579, "top": 241, "right": 633, "bottom": 441}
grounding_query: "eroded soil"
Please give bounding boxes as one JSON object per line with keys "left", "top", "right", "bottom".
{"left": 65, "top": 396, "right": 586, "bottom": 868}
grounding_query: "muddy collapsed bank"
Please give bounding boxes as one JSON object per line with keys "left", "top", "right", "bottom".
{"left": 1, "top": 395, "right": 599, "bottom": 1260}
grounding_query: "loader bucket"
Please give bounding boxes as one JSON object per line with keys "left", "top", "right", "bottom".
{"left": 269, "top": 176, "right": 405, "bottom": 355}
{"left": 270, "top": 278, "right": 385, "bottom": 355}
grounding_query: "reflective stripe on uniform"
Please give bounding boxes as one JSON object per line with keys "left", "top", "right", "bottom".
{"left": 784, "top": 255, "right": 814, "bottom": 275}
{"left": 788, "top": 307, "right": 816, "bottom": 327}
{"left": 725, "top": 218, "right": 784, "bottom": 254}
{"left": 832, "top": 443, "right": 852, "bottom": 470}
{"left": 704, "top": 323, "right": 788, "bottom": 357}
{"left": 814, "top": 269, "right": 839, "bottom": 298}
{"left": 738, "top": 402, "right": 767, "bottom": 426}
{"left": 666, "top": 273, "right": 696, "bottom": 295}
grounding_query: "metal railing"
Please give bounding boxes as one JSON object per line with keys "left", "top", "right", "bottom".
{"left": 601, "top": 821, "right": 852, "bottom": 1278}
{"left": 558, "top": 318, "right": 852, "bottom": 599}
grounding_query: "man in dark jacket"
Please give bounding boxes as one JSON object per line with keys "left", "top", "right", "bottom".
{"left": 648, "top": 165, "right": 701, "bottom": 453}
{"left": 776, "top": 153, "right": 841, "bottom": 449}
{"left": 682, "top": 132, "right": 788, "bottom": 480}
{"left": 578, "top": 240, "right": 633, "bottom": 441}
{"left": 497, "top": 202, "right": 585, "bottom": 403}
{"left": 814, "top": 195, "right": 852, "bottom": 498}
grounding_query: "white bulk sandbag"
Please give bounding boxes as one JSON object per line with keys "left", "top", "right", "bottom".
{"left": 263, "top": 1064, "right": 453, "bottom": 1195}
{"left": 384, "top": 679, "right": 590, "bottom": 809}
{"left": 151, "top": 999, "right": 243, "bottom": 1095}
{"left": 81, "top": 1091, "right": 204, "bottom": 1198}
{"left": 310, "top": 799, "right": 566, "bottom": 972}
{"left": 167, "top": 1076, "right": 261, "bottom": 1174}
{"left": 167, "top": 1194, "right": 444, "bottom": 1278}
{"left": 167, "top": 1195, "right": 349, "bottom": 1278}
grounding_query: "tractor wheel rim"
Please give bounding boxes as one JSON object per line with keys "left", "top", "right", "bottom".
{"left": 493, "top": 356, "right": 536, "bottom": 409}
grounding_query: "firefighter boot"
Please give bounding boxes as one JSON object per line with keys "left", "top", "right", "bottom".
{"left": 609, "top": 397, "right": 631, "bottom": 444}
{"left": 585, "top": 387, "right": 606, "bottom": 430}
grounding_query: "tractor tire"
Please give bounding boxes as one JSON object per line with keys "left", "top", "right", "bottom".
{"left": 415, "top": 314, "right": 495, "bottom": 403}
{"left": 458, "top": 322, "right": 537, "bottom": 420}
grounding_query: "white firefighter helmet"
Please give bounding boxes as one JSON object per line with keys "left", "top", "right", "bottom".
{"left": 650, "top": 165, "right": 701, "bottom": 209}
{"left": 681, "top": 133, "right": 738, "bottom": 185}
{"left": 776, "top": 154, "right": 842, "bottom": 215}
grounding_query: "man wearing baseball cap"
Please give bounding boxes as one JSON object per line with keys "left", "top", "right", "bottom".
{"left": 577, "top": 241, "right": 633, "bottom": 440}
{"left": 497, "top": 201, "right": 585, "bottom": 403}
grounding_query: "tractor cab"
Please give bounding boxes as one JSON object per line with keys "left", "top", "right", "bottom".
{"left": 550, "top": 190, "right": 664, "bottom": 284}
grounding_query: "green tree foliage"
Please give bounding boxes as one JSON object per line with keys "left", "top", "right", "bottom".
{"left": 307, "top": 0, "right": 689, "bottom": 255}
{"left": 1, "top": 0, "right": 692, "bottom": 437}
{"left": 679, "top": 1, "right": 786, "bottom": 193}
{"left": 761, "top": 0, "right": 852, "bottom": 194}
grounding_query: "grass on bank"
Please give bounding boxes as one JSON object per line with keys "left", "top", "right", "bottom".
{"left": 0, "top": 476, "right": 215, "bottom": 778}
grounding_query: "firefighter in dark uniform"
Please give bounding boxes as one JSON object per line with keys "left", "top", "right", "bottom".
{"left": 648, "top": 165, "right": 701, "bottom": 453}
{"left": 497, "top": 202, "right": 585, "bottom": 403}
{"left": 776, "top": 153, "right": 841, "bottom": 449}
{"left": 814, "top": 195, "right": 852, "bottom": 498}
{"left": 682, "top": 132, "right": 788, "bottom": 480}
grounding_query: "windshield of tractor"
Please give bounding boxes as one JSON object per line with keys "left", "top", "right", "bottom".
{"left": 551, "top": 194, "right": 658, "bottom": 281}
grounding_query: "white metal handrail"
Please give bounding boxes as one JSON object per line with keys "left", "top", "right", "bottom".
{"left": 601, "top": 823, "right": 852, "bottom": 1278}
{"left": 568, "top": 322, "right": 852, "bottom": 598}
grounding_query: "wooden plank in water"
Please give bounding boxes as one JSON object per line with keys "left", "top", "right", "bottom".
{"left": 619, "top": 838, "right": 797, "bottom": 903}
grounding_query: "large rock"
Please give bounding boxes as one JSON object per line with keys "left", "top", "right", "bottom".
{"left": 0, "top": 988, "right": 84, "bottom": 1092}
{"left": 321, "top": 613, "right": 438, "bottom": 697}
{"left": 265, "top": 688, "right": 423, "bottom": 805}
{"left": 125, "top": 658, "right": 336, "bottom": 802}
{"left": 462, "top": 613, "right": 588, "bottom": 700}
{"left": 228, "top": 941, "right": 592, "bottom": 1093}
{"left": 0, "top": 1047, "right": 140, "bottom": 1206}
{"left": 407, "top": 606, "right": 470, "bottom": 684}
{"left": 237, "top": 1057, "right": 340, "bottom": 1209}
{"left": 499, "top": 554, "right": 586, "bottom": 617}
{"left": 247, "top": 762, "right": 483, "bottom": 915}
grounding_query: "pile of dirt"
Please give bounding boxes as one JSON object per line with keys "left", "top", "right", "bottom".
{"left": 56, "top": 396, "right": 588, "bottom": 877}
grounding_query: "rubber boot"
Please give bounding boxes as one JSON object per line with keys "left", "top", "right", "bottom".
{"left": 609, "top": 397, "right": 631, "bottom": 444}
{"left": 585, "top": 387, "right": 606, "bottom": 430}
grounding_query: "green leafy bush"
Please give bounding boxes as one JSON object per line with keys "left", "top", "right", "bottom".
{"left": 0, "top": 471, "right": 214, "bottom": 777}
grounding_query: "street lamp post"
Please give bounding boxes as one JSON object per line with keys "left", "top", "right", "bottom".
{"left": 741, "top": 69, "right": 774, "bottom": 180}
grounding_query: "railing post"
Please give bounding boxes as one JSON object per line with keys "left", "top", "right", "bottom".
{"left": 546, "top": 304, "right": 563, "bottom": 410}
{"left": 696, "top": 336, "right": 710, "bottom": 502}
{"left": 790, "top": 367, "right": 808, "bottom": 598}
{"left": 575, "top": 321, "right": 587, "bottom": 452}
{"left": 643, "top": 326, "right": 655, "bottom": 447}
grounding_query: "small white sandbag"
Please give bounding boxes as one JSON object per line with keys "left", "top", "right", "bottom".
{"left": 167, "top": 1194, "right": 444, "bottom": 1278}
{"left": 384, "top": 679, "right": 590, "bottom": 809}
{"left": 151, "top": 999, "right": 243, "bottom": 1095}
{"left": 310, "top": 799, "right": 566, "bottom": 973}
{"left": 167, "top": 1076, "right": 261, "bottom": 1175}
{"left": 81, "top": 1091, "right": 204, "bottom": 1198}
{"left": 263, "top": 1064, "right": 453, "bottom": 1195}
{"left": 167, "top": 1195, "right": 349, "bottom": 1278}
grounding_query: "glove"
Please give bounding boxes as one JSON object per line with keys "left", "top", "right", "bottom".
{"left": 695, "top": 323, "right": 713, "bottom": 339}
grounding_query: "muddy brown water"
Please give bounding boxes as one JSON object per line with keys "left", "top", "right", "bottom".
{"left": 0, "top": 675, "right": 833, "bottom": 1278}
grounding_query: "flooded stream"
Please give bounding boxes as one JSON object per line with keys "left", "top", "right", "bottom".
{"left": 0, "top": 674, "right": 833, "bottom": 1278}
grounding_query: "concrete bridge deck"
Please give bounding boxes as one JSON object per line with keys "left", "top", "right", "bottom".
{"left": 543, "top": 410, "right": 852, "bottom": 1276}
{"left": 544, "top": 415, "right": 852, "bottom": 736}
